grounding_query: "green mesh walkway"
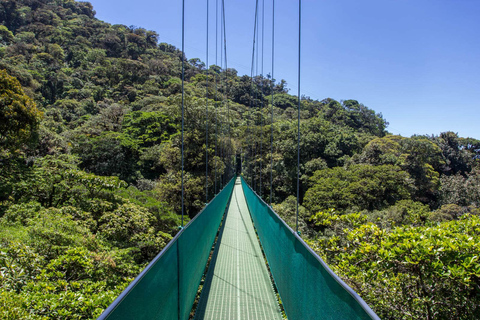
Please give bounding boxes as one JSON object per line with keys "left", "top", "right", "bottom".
{"left": 195, "top": 178, "right": 282, "bottom": 320}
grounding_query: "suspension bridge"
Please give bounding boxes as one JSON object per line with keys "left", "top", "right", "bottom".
{"left": 98, "top": 0, "right": 381, "bottom": 319}
{"left": 98, "top": 177, "right": 379, "bottom": 320}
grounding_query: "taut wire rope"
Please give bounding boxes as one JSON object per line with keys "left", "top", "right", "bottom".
{"left": 222, "top": 0, "right": 230, "bottom": 182}
{"left": 254, "top": 6, "right": 259, "bottom": 193}
{"left": 214, "top": 0, "right": 218, "bottom": 194}
{"left": 259, "top": 0, "right": 265, "bottom": 197}
{"left": 270, "top": 0, "right": 275, "bottom": 205}
{"left": 179, "top": 1, "right": 186, "bottom": 317}
{"left": 205, "top": 0, "right": 209, "bottom": 203}
{"left": 220, "top": 0, "right": 224, "bottom": 188}
{"left": 296, "top": 0, "right": 302, "bottom": 234}
{"left": 249, "top": 0, "right": 259, "bottom": 188}
{"left": 181, "top": 0, "right": 185, "bottom": 228}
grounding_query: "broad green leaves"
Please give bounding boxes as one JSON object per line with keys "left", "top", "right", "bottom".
{"left": 308, "top": 215, "right": 480, "bottom": 319}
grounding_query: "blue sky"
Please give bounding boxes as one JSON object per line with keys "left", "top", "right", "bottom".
{"left": 87, "top": 0, "right": 480, "bottom": 139}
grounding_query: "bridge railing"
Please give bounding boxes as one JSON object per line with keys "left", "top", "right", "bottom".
{"left": 241, "top": 177, "right": 380, "bottom": 320}
{"left": 98, "top": 178, "right": 235, "bottom": 320}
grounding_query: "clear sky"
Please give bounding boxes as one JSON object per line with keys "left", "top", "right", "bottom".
{"left": 86, "top": 0, "right": 480, "bottom": 139}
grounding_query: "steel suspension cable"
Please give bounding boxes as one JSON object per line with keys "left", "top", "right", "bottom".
{"left": 205, "top": 0, "right": 209, "bottom": 203}
{"left": 214, "top": 0, "right": 218, "bottom": 194}
{"left": 296, "top": 0, "right": 302, "bottom": 234}
{"left": 214, "top": 89, "right": 218, "bottom": 193}
{"left": 270, "top": 0, "right": 275, "bottom": 205}
{"left": 222, "top": 0, "right": 230, "bottom": 181}
{"left": 249, "top": 0, "right": 259, "bottom": 187}
{"left": 254, "top": 8, "right": 259, "bottom": 193}
{"left": 181, "top": 0, "right": 185, "bottom": 228}
{"left": 259, "top": 0, "right": 265, "bottom": 197}
{"left": 178, "top": 4, "right": 186, "bottom": 316}
{"left": 220, "top": 0, "right": 224, "bottom": 188}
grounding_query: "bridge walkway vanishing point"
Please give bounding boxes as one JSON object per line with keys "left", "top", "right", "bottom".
{"left": 195, "top": 177, "right": 283, "bottom": 320}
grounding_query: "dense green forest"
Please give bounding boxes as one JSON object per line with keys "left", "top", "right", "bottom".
{"left": 0, "top": 0, "right": 479, "bottom": 319}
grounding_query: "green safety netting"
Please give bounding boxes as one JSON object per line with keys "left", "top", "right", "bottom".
{"left": 98, "top": 178, "right": 235, "bottom": 320}
{"left": 241, "top": 177, "right": 380, "bottom": 320}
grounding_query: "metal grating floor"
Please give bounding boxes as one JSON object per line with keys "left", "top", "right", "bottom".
{"left": 195, "top": 178, "right": 283, "bottom": 320}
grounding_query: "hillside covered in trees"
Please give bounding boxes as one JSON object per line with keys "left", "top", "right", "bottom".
{"left": 0, "top": 0, "right": 479, "bottom": 319}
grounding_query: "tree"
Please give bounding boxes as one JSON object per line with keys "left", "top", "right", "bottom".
{"left": 0, "top": 25, "right": 14, "bottom": 45}
{"left": 14, "top": 154, "right": 127, "bottom": 208}
{"left": 122, "top": 111, "right": 178, "bottom": 149}
{"left": 304, "top": 164, "right": 411, "bottom": 213}
{"left": 341, "top": 100, "right": 388, "bottom": 136}
{"left": 0, "top": 69, "right": 42, "bottom": 152}
{"left": 355, "top": 135, "right": 404, "bottom": 165}
{"left": 74, "top": 131, "right": 139, "bottom": 183}
{"left": 434, "top": 131, "right": 472, "bottom": 175}
{"left": 271, "top": 116, "right": 362, "bottom": 201}
{"left": 318, "top": 99, "right": 388, "bottom": 137}
{"left": 354, "top": 135, "right": 445, "bottom": 205}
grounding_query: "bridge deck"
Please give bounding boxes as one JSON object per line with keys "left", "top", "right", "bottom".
{"left": 195, "top": 178, "right": 283, "bottom": 320}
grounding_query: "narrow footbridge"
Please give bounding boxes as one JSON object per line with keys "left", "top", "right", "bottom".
{"left": 98, "top": 177, "right": 380, "bottom": 320}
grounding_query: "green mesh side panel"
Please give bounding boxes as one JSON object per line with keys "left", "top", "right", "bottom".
{"left": 241, "top": 177, "right": 379, "bottom": 320}
{"left": 178, "top": 177, "right": 235, "bottom": 320}
{"left": 99, "top": 178, "right": 235, "bottom": 320}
